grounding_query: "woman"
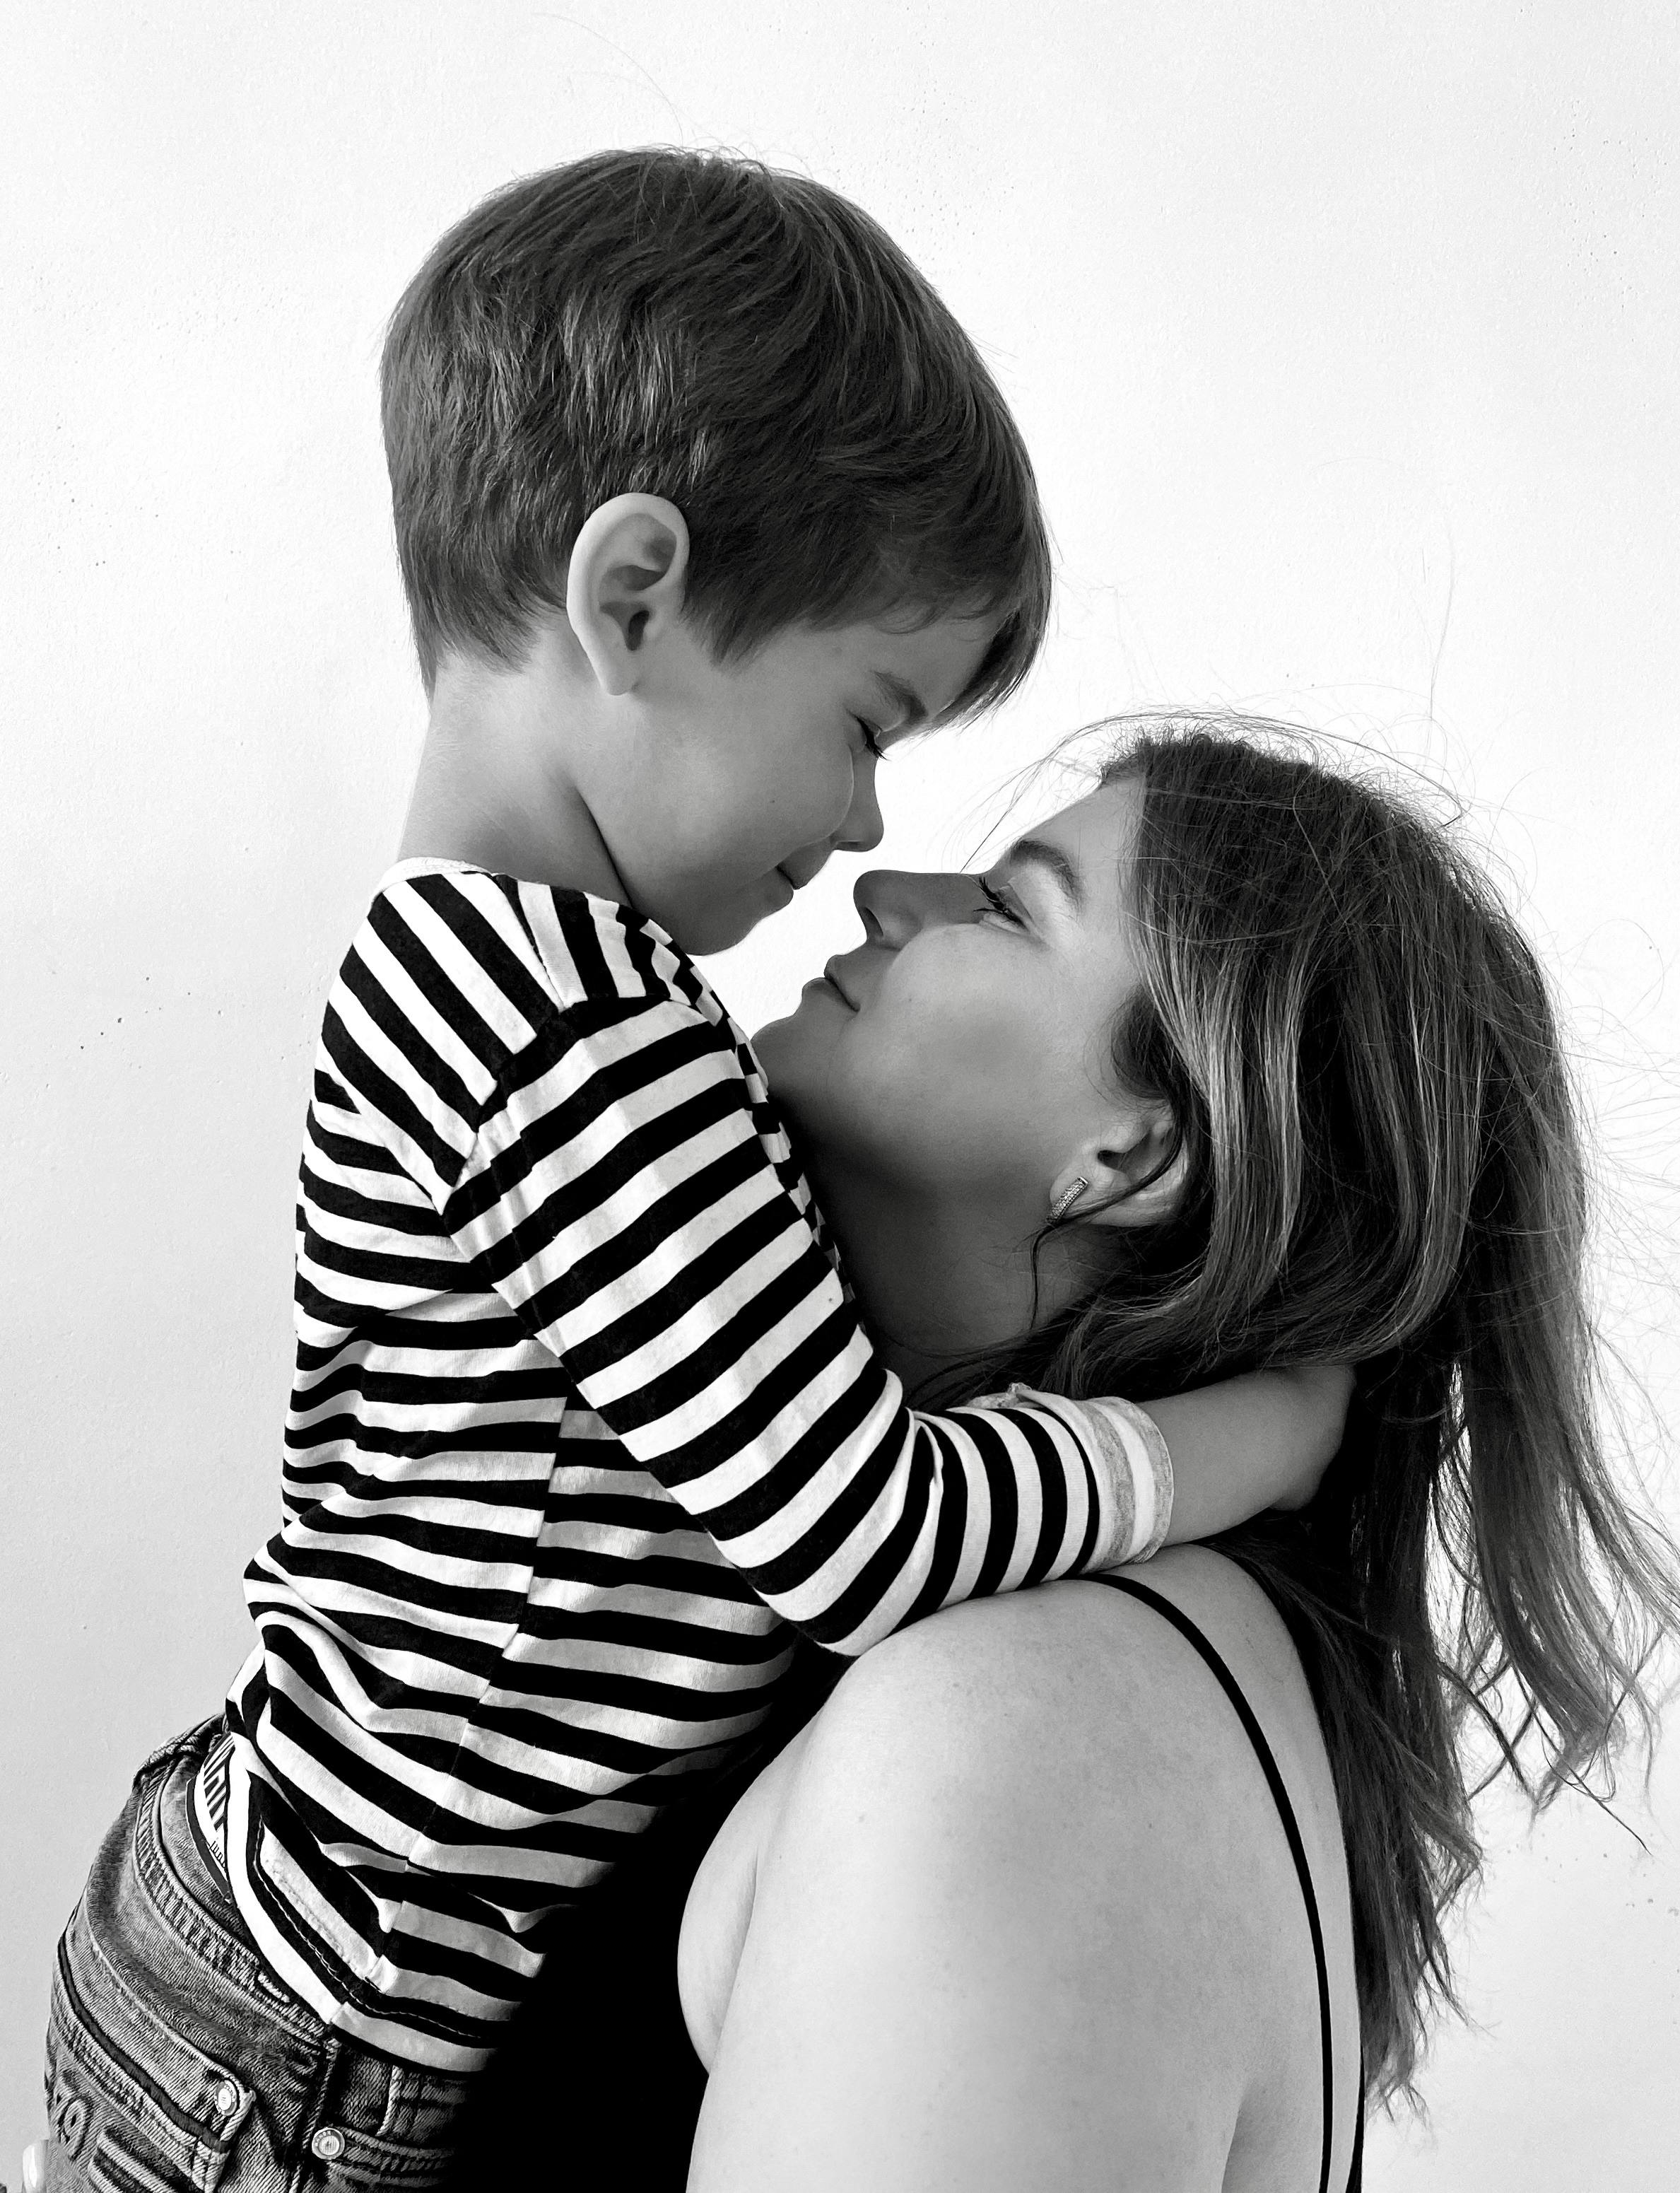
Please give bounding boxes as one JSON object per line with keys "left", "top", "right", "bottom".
{"left": 450, "top": 718, "right": 1675, "bottom": 2187}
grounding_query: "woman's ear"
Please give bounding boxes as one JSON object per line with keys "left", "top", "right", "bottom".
{"left": 565, "top": 494, "right": 691, "bottom": 696}
{"left": 1050, "top": 1098, "right": 1186, "bottom": 1230}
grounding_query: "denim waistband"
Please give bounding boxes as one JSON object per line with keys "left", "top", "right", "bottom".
{"left": 135, "top": 1723, "right": 319, "bottom": 2037}
{"left": 48, "top": 1723, "right": 474, "bottom": 2189}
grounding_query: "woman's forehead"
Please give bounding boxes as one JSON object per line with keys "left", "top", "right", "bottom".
{"left": 1011, "top": 776, "right": 1141, "bottom": 887}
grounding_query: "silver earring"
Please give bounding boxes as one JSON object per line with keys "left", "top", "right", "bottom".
{"left": 1048, "top": 1176, "right": 1089, "bottom": 1224}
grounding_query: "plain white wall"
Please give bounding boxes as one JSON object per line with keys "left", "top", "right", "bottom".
{"left": 4, "top": 2, "right": 1677, "bottom": 2182}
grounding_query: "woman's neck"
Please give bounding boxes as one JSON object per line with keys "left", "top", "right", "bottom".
{"left": 806, "top": 1159, "right": 1113, "bottom": 1400}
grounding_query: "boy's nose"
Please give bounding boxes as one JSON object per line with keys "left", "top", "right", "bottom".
{"left": 835, "top": 757, "right": 884, "bottom": 854}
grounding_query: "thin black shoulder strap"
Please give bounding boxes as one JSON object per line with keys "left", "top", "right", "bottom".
{"left": 1085, "top": 1572, "right": 1362, "bottom": 2193}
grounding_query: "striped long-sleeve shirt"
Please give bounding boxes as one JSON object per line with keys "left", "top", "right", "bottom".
{"left": 198, "top": 860, "right": 1172, "bottom": 2069}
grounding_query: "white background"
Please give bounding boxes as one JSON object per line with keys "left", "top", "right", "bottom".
{"left": 4, "top": 4, "right": 1678, "bottom": 2182}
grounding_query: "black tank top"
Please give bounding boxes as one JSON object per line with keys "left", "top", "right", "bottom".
{"left": 445, "top": 1592, "right": 1365, "bottom": 2189}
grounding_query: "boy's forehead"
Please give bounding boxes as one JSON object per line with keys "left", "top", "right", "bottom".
{"left": 848, "top": 607, "right": 1001, "bottom": 715}
{"left": 863, "top": 603, "right": 1000, "bottom": 648}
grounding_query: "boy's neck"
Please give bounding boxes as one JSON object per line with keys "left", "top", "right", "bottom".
{"left": 397, "top": 648, "right": 624, "bottom": 898}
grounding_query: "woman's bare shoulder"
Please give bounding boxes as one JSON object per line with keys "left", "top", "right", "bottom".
{"left": 828, "top": 1550, "right": 1357, "bottom": 2040}
{"left": 683, "top": 1550, "right": 1361, "bottom": 2191}
{"left": 818, "top": 1546, "right": 1337, "bottom": 1823}
{"left": 687, "top": 1548, "right": 1341, "bottom": 1990}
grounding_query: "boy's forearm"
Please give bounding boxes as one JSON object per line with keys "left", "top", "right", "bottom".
{"left": 587, "top": 1355, "right": 1175, "bottom": 1656}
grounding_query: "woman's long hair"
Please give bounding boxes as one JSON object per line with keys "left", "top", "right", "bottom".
{"left": 979, "top": 719, "right": 1679, "bottom": 2100}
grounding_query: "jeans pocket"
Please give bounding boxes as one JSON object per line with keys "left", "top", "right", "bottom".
{"left": 47, "top": 1935, "right": 252, "bottom": 2192}
{"left": 308, "top": 2122, "right": 462, "bottom": 2192}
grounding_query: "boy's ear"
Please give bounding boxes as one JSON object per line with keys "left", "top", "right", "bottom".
{"left": 565, "top": 494, "right": 691, "bottom": 696}
{"left": 1050, "top": 1097, "right": 1186, "bottom": 1230}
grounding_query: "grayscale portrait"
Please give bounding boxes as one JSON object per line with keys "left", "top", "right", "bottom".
{"left": 5, "top": 7, "right": 1677, "bottom": 2190}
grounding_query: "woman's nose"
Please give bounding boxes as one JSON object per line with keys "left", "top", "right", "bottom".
{"left": 852, "top": 867, "right": 976, "bottom": 945}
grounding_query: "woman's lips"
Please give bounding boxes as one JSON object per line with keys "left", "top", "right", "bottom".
{"left": 818, "top": 959, "right": 857, "bottom": 1009}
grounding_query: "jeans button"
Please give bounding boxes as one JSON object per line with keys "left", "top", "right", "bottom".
{"left": 213, "top": 2078, "right": 240, "bottom": 2117}
{"left": 311, "top": 2126, "right": 346, "bottom": 2161}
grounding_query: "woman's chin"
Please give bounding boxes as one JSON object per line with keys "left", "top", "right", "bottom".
{"left": 754, "top": 980, "right": 842, "bottom": 1078}
{"left": 752, "top": 1007, "right": 823, "bottom": 1111}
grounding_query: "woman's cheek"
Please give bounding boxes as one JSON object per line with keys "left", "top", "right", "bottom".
{"left": 927, "top": 1005, "right": 1034, "bottom": 1134}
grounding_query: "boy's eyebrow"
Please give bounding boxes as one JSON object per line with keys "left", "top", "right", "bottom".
{"left": 873, "top": 671, "right": 930, "bottom": 730}
{"left": 1003, "top": 836, "right": 1086, "bottom": 913}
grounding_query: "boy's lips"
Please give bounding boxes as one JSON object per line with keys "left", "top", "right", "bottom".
{"left": 777, "top": 853, "right": 831, "bottom": 892}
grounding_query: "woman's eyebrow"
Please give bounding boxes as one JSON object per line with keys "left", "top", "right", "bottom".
{"left": 1004, "top": 836, "right": 1086, "bottom": 913}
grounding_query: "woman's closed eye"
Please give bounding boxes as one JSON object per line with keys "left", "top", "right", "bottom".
{"left": 854, "top": 719, "right": 887, "bottom": 761}
{"left": 976, "top": 875, "right": 1026, "bottom": 927}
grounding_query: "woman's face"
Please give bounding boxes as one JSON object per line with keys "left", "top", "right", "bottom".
{"left": 755, "top": 776, "right": 1151, "bottom": 1217}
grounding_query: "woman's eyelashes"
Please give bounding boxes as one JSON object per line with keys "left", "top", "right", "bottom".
{"left": 854, "top": 718, "right": 887, "bottom": 761}
{"left": 976, "top": 875, "right": 1025, "bottom": 927}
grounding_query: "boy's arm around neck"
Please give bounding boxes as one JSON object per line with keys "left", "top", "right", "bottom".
{"left": 349, "top": 869, "right": 1197, "bottom": 1659}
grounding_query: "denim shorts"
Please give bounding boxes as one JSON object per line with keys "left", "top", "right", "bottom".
{"left": 42, "top": 1719, "right": 473, "bottom": 2191}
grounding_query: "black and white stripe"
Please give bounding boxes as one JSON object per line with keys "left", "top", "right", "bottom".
{"left": 205, "top": 860, "right": 1170, "bottom": 2067}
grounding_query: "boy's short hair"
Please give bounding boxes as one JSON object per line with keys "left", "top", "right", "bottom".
{"left": 381, "top": 148, "right": 1052, "bottom": 707}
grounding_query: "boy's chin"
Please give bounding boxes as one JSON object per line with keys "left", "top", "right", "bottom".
{"left": 671, "top": 909, "right": 760, "bottom": 958}
{"left": 663, "top": 879, "right": 789, "bottom": 959}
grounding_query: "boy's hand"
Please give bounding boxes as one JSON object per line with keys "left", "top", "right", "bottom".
{"left": 1139, "top": 1363, "right": 1356, "bottom": 1550}
{"left": 1255, "top": 1363, "right": 1358, "bottom": 1509}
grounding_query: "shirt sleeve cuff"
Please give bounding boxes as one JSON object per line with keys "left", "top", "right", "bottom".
{"left": 1086, "top": 1396, "right": 1174, "bottom": 1562}
{"left": 1002, "top": 1387, "right": 1174, "bottom": 1566}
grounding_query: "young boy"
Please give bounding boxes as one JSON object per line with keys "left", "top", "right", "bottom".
{"left": 37, "top": 151, "right": 1346, "bottom": 2189}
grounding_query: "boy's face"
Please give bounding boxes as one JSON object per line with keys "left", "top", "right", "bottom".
{"left": 581, "top": 609, "right": 999, "bottom": 955}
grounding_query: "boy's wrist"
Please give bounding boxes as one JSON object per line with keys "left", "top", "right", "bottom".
{"left": 1093, "top": 1398, "right": 1175, "bottom": 1562}
{"left": 1006, "top": 1390, "right": 1173, "bottom": 1565}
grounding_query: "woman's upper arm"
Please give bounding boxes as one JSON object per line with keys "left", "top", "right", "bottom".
{"left": 686, "top": 1583, "right": 1297, "bottom": 2193}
